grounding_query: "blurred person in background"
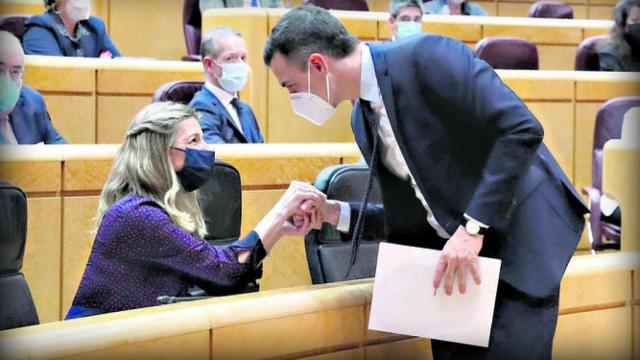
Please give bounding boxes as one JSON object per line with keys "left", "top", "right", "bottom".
{"left": 388, "top": 0, "right": 425, "bottom": 40}
{"left": 23, "top": 0, "right": 121, "bottom": 58}
{"left": 598, "top": 0, "right": 640, "bottom": 71}
{"left": 423, "top": 0, "right": 488, "bottom": 16}
{"left": 190, "top": 27, "right": 264, "bottom": 144}
{"left": 0, "top": 31, "right": 66, "bottom": 144}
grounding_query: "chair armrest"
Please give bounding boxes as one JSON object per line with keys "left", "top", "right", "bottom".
{"left": 181, "top": 54, "right": 202, "bottom": 62}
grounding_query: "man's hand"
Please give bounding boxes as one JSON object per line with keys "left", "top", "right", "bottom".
{"left": 433, "top": 225, "right": 483, "bottom": 295}
{"left": 298, "top": 198, "right": 341, "bottom": 228}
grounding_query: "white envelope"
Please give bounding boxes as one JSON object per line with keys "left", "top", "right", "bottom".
{"left": 368, "top": 243, "right": 502, "bottom": 347}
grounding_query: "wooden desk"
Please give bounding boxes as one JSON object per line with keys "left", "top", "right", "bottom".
{"left": 94, "top": 59, "right": 203, "bottom": 143}
{"left": 365, "top": 0, "right": 614, "bottom": 19}
{"left": 24, "top": 56, "right": 203, "bottom": 144}
{"left": 375, "top": 16, "right": 610, "bottom": 70}
{"left": 0, "top": 252, "right": 638, "bottom": 359}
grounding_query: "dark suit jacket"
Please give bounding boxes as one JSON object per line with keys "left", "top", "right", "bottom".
{"left": 5, "top": 86, "right": 66, "bottom": 144}
{"left": 23, "top": 11, "right": 121, "bottom": 57}
{"left": 350, "top": 35, "right": 588, "bottom": 300}
{"left": 189, "top": 87, "right": 264, "bottom": 144}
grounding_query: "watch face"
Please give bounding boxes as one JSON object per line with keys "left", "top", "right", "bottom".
{"left": 466, "top": 221, "right": 480, "bottom": 235}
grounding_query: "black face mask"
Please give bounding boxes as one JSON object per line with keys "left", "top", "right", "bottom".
{"left": 172, "top": 147, "right": 216, "bottom": 192}
{"left": 625, "top": 23, "right": 640, "bottom": 51}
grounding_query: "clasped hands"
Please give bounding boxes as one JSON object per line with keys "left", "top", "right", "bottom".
{"left": 273, "top": 181, "right": 339, "bottom": 237}
{"left": 274, "top": 182, "right": 484, "bottom": 296}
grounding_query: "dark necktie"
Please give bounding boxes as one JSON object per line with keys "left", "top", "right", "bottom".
{"left": 344, "top": 99, "right": 380, "bottom": 279}
{"left": 230, "top": 98, "right": 256, "bottom": 143}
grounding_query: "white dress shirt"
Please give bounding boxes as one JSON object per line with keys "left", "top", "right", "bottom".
{"left": 204, "top": 81, "right": 244, "bottom": 135}
{"left": 336, "top": 44, "right": 488, "bottom": 238}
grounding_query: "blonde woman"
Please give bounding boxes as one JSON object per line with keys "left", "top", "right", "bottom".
{"left": 66, "top": 102, "right": 323, "bottom": 319}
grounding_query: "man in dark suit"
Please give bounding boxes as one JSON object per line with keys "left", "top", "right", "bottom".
{"left": 263, "top": 6, "right": 588, "bottom": 359}
{"left": 0, "top": 31, "right": 66, "bottom": 145}
{"left": 190, "top": 27, "right": 264, "bottom": 144}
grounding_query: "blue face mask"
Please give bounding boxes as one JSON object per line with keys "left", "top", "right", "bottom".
{"left": 171, "top": 147, "right": 216, "bottom": 192}
{"left": 0, "top": 75, "right": 20, "bottom": 113}
{"left": 396, "top": 21, "right": 422, "bottom": 39}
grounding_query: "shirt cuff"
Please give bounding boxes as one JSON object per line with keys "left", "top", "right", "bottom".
{"left": 463, "top": 213, "right": 489, "bottom": 229}
{"left": 336, "top": 201, "right": 351, "bottom": 233}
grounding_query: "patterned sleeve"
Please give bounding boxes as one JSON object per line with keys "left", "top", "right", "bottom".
{"left": 124, "top": 200, "right": 266, "bottom": 292}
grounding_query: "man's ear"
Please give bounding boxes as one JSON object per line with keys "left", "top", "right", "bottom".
{"left": 308, "top": 53, "right": 329, "bottom": 75}
{"left": 388, "top": 15, "right": 396, "bottom": 28}
{"left": 202, "top": 56, "right": 213, "bottom": 69}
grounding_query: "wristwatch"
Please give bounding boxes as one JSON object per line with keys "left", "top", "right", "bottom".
{"left": 462, "top": 218, "right": 487, "bottom": 236}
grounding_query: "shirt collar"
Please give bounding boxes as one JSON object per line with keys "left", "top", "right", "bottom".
{"left": 360, "top": 44, "right": 382, "bottom": 103}
{"left": 205, "top": 81, "right": 236, "bottom": 105}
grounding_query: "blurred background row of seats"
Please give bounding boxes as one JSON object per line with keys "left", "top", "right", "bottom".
{"left": 0, "top": 8, "right": 612, "bottom": 71}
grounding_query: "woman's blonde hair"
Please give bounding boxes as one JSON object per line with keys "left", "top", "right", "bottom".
{"left": 96, "top": 102, "right": 207, "bottom": 238}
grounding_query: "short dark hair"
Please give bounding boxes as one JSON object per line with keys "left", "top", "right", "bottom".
{"left": 263, "top": 5, "right": 359, "bottom": 70}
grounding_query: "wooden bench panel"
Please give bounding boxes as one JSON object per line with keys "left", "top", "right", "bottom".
{"left": 553, "top": 307, "right": 632, "bottom": 359}
{"left": 23, "top": 197, "right": 62, "bottom": 324}
{"left": 1, "top": 254, "right": 637, "bottom": 359}
{"left": 0, "top": 160, "right": 61, "bottom": 193}
{"left": 62, "top": 196, "right": 100, "bottom": 317}
{"left": 66, "top": 331, "right": 210, "bottom": 360}
{"left": 43, "top": 94, "right": 96, "bottom": 144}
{"left": 107, "top": 0, "right": 184, "bottom": 60}
{"left": 525, "top": 102, "right": 575, "bottom": 182}
{"left": 603, "top": 141, "right": 640, "bottom": 252}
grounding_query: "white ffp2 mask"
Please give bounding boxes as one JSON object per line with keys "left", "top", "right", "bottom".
{"left": 65, "top": 0, "right": 91, "bottom": 22}
{"left": 289, "top": 66, "right": 336, "bottom": 126}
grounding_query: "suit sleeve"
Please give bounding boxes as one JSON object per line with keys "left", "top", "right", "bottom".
{"left": 414, "top": 37, "right": 543, "bottom": 227}
{"left": 93, "top": 17, "right": 121, "bottom": 57}
{"left": 102, "top": 32, "right": 121, "bottom": 57}
{"left": 35, "top": 94, "right": 67, "bottom": 144}
{"left": 198, "top": 110, "right": 228, "bottom": 144}
{"left": 23, "top": 26, "right": 64, "bottom": 56}
{"left": 344, "top": 202, "right": 385, "bottom": 240}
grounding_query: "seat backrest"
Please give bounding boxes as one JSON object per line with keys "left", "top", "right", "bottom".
{"left": 592, "top": 96, "right": 640, "bottom": 190}
{"left": 0, "top": 180, "right": 39, "bottom": 330}
{"left": 303, "top": 0, "right": 369, "bottom": 11}
{"left": 305, "top": 164, "right": 384, "bottom": 284}
{"left": 528, "top": 1, "right": 574, "bottom": 18}
{"left": 575, "top": 35, "right": 607, "bottom": 71}
{"left": 475, "top": 36, "right": 539, "bottom": 70}
{"left": 151, "top": 80, "right": 205, "bottom": 104}
{"left": 198, "top": 160, "right": 242, "bottom": 246}
{"left": 183, "top": 0, "right": 202, "bottom": 56}
{"left": 0, "top": 14, "right": 30, "bottom": 42}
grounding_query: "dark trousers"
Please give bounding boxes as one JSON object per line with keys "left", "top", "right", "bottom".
{"left": 431, "top": 281, "right": 560, "bottom": 360}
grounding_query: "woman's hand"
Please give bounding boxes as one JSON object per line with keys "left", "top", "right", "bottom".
{"left": 255, "top": 181, "right": 326, "bottom": 251}
{"left": 99, "top": 50, "right": 113, "bottom": 58}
